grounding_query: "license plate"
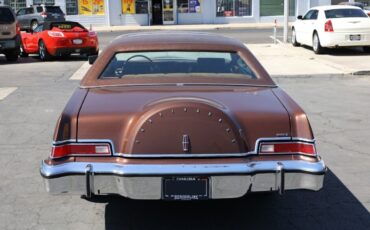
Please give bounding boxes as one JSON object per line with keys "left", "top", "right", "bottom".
{"left": 162, "top": 177, "right": 209, "bottom": 200}
{"left": 350, "top": 35, "right": 361, "bottom": 41}
{"left": 73, "top": 39, "right": 83, "bottom": 45}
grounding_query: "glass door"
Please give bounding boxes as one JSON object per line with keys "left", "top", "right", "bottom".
{"left": 163, "top": 0, "right": 175, "bottom": 24}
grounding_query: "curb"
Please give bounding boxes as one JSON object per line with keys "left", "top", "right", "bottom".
{"left": 93, "top": 23, "right": 293, "bottom": 32}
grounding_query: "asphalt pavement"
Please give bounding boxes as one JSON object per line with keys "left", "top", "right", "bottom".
{"left": 0, "top": 28, "right": 369, "bottom": 230}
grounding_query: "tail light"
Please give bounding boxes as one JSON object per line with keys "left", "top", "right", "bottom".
{"left": 40, "top": 12, "right": 47, "bottom": 18}
{"left": 51, "top": 143, "right": 112, "bottom": 159}
{"left": 16, "top": 21, "right": 20, "bottom": 34}
{"left": 47, "top": 31, "right": 64, "bottom": 37}
{"left": 88, "top": 31, "right": 97, "bottom": 37}
{"left": 259, "top": 142, "right": 316, "bottom": 156}
{"left": 324, "top": 20, "right": 334, "bottom": 32}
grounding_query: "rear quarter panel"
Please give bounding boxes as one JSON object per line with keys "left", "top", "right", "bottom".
{"left": 272, "top": 88, "right": 314, "bottom": 140}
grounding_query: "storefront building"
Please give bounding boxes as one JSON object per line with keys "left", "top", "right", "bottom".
{"left": 2, "top": 0, "right": 369, "bottom": 26}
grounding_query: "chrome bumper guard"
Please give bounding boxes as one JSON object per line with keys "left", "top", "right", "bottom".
{"left": 40, "top": 159, "right": 326, "bottom": 199}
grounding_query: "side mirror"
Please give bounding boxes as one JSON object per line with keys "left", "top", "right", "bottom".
{"left": 297, "top": 15, "right": 303, "bottom": 20}
{"left": 88, "top": 55, "right": 98, "bottom": 65}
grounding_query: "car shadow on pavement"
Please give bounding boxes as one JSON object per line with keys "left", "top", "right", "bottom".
{"left": 88, "top": 169, "right": 370, "bottom": 230}
{"left": 299, "top": 45, "right": 370, "bottom": 56}
{"left": 0, "top": 55, "right": 87, "bottom": 65}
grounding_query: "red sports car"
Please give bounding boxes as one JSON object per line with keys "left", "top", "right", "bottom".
{"left": 20, "top": 21, "right": 99, "bottom": 61}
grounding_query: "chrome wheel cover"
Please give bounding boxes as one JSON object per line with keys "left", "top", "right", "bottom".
{"left": 39, "top": 43, "right": 45, "bottom": 59}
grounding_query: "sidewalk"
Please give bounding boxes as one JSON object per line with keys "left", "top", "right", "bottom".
{"left": 92, "top": 22, "right": 285, "bottom": 32}
{"left": 247, "top": 43, "right": 370, "bottom": 76}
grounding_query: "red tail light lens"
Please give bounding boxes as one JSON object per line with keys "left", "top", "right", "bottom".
{"left": 259, "top": 142, "right": 316, "bottom": 156}
{"left": 16, "top": 21, "right": 20, "bottom": 34}
{"left": 51, "top": 143, "right": 112, "bottom": 159}
{"left": 324, "top": 20, "right": 334, "bottom": 32}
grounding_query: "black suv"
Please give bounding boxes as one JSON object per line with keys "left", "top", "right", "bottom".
{"left": 16, "top": 5, "right": 65, "bottom": 31}
{"left": 0, "top": 6, "right": 20, "bottom": 62}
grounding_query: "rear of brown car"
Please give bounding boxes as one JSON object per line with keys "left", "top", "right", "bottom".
{"left": 40, "top": 32, "right": 326, "bottom": 200}
{"left": 0, "top": 6, "right": 20, "bottom": 62}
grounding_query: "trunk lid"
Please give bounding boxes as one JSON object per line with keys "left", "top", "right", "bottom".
{"left": 77, "top": 86, "right": 291, "bottom": 156}
{"left": 331, "top": 18, "right": 370, "bottom": 33}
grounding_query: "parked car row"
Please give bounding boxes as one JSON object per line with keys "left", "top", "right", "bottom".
{"left": 292, "top": 5, "right": 370, "bottom": 54}
{"left": 1, "top": 6, "right": 98, "bottom": 62}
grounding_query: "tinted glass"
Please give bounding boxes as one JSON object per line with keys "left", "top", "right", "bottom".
{"left": 325, "top": 8, "right": 367, "bottom": 18}
{"left": 45, "top": 6, "right": 63, "bottom": 14}
{"left": 100, "top": 51, "right": 257, "bottom": 79}
{"left": 50, "top": 22, "right": 86, "bottom": 31}
{"left": 37, "top": 7, "right": 43, "bottom": 13}
{"left": 25, "top": 8, "right": 34, "bottom": 14}
{"left": 0, "top": 8, "right": 15, "bottom": 24}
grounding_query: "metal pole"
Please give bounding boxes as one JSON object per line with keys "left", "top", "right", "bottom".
{"left": 273, "top": 19, "right": 277, "bottom": 45}
{"left": 283, "top": 0, "right": 289, "bottom": 43}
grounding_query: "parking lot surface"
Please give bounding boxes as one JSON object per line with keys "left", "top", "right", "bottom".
{"left": 0, "top": 29, "right": 369, "bottom": 229}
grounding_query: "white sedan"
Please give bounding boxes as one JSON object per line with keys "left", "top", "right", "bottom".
{"left": 292, "top": 5, "right": 370, "bottom": 54}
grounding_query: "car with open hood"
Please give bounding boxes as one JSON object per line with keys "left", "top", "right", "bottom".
{"left": 40, "top": 31, "right": 326, "bottom": 201}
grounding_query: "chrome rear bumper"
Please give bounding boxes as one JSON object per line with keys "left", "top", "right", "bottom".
{"left": 40, "top": 158, "right": 326, "bottom": 199}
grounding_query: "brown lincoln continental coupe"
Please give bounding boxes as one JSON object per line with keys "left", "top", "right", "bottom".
{"left": 40, "top": 31, "right": 326, "bottom": 200}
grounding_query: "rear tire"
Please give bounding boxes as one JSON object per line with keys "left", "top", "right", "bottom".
{"left": 20, "top": 43, "right": 29, "bottom": 57}
{"left": 291, "top": 28, "right": 300, "bottom": 47}
{"left": 5, "top": 49, "right": 19, "bottom": 62}
{"left": 39, "top": 40, "right": 51, "bottom": 61}
{"left": 363, "top": 46, "right": 370, "bottom": 53}
{"left": 312, "top": 32, "right": 324, "bottom": 54}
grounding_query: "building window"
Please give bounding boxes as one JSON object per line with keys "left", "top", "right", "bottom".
{"left": 78, "top": 0, "right": 105, "bottom": 15}
{"left": 260, "top": 0, "right": 295, "bottom": 17}
{"left": 136, "top": 0, "right": 148, "bottom": 14}
{"left": 8, "top": 0, "right": 27, "bottom": 11}
{"left": 66, "top": 0, "right": 78, "bottom": 15}
{"left": 178, "top": 0, "right": 202, "bottom": 13}
{"left": 33, "top": 0, "right": 55, "bottom": 5}
{"left": 216, "top": 0, "right": 252, "bottom": 17}
{"left": 122, "top": 0, "right": 135, "bottom": 14}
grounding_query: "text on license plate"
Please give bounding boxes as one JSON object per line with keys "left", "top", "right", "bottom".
{"left": 162, "top": 177, "right": 209, "bottom": 200}
{"left": 73, "top": 39, "right": 83, "bottom": 45}
{"left": 350, "top": 35, "right": 361, "bottom": 41}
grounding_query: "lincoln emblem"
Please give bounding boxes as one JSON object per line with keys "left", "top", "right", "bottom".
{"left": 182, "top": 134, "right": 190, "bottom": 152}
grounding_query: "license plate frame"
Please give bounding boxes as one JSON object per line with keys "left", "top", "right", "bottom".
{"left": 73, "top": 39, "right": 83, "bottom": 45}
{"left": 162, "top": 176, "right": 209, "bottom": 200}
{"left": 350, "top": 34, "right": 361, "bottom": 41}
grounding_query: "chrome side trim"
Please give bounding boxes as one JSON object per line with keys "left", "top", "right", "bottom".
{"left": 51, "top": 137, "right": 316, "bottom": 159}
{"left": 116, "top": 152, "right": 255, "bottom": 158}
{"left": 80, "top": 83, "right": 278, "bottom": 90}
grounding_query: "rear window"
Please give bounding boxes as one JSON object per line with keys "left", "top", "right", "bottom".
{"left": 325, "top": 8, "right": 368, "bottom": 18}
{"left": 0, "top": 8, "right": 15, "bottom": 24}
{"left": 50, "top": 22, "right": 86, "bottom": 31}
{"left": 45, "top": 6, "right": 63, "bottom": 14}
{"left": 100, "top": 51, "right": 257, "bottom": 79}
